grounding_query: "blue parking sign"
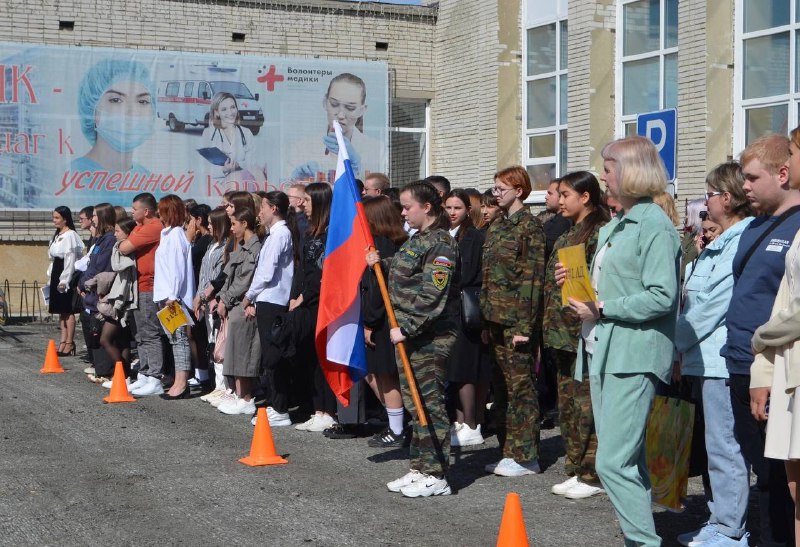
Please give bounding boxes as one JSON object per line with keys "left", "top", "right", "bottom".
{"left": 637, "top": 109, "right": 677, "bottom": 182}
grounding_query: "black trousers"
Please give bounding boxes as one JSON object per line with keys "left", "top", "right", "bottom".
{"left": 729, "top": 374, "right": 795, "bottom": 547}
{"left": 256, "top": 302, "right": 290, "bottom": 414}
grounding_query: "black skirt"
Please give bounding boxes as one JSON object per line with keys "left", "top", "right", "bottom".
{"left": 447, "top": 324, "right": 493, "bottom": 384}
{"left": 48, "top": 257, "right": 77, "bottom": 315}
{"left": 365, "top": 317, "right": 397, "bottom": 376}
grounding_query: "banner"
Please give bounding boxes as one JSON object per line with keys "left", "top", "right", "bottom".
{"left": 0, "top": 42, "right": 388, "bottom": 209}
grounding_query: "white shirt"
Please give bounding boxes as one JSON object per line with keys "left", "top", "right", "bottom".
{"left": 153, "top": 226, "right": 195, "bottom": 307}
{"left": 201, "top": 124, "right": 258, "bottom": 179}
{"left": 581, "top": 242, "right": 608, "bottom": 355}
{"left": 245, "top": 220, "right": 294, "bottom": 305}
{"left": 47, "top": 229, "right": 84, "bottom": 285}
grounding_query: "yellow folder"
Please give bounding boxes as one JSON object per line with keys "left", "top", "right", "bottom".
{"left": 157, "top": 301, "right": 193, "bottom": 335}
{"left": 558, "top": 244, "right": 596, "bottom": 306}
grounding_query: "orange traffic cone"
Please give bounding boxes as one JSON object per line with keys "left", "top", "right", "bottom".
{"left": 239, "top": 407, "right": 288, "bottom": 466}
{"left": 40, "top": 339, "right": 65, "bottom": 374}
{"left": 103, "top": 361, "right": 136, "bottom": 404}
{"left": 496, "top": 492, "right": 530, "bottom": 547}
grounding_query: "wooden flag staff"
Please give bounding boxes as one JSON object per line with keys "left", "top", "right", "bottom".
{"left": 369, "top": 255, "right": 429, "bottom": 427}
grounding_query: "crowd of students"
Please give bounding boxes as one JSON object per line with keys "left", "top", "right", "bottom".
{"left": 44, "top": 133, "right": 800, "bottom": 545}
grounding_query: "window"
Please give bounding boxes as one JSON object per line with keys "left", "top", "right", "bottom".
{"left": 197, "top": 82, "right": 211, "bottom": 100}
{"left": 165, "top": 82, "right": 179, "bottom": 97}
{"left": 734, "top": 0, "right": 796, "bottom": 150}
{"left": 390, "top": 99, "right": 429, "bottom": 186}
{"left": 617, "top": 0, "right": 678, "bottom": 136}
{"left": 183, "top": 82, "right": 194, "bottom": 98}
{"left": 523, "top": 1, "right": 568, "bottom": 198}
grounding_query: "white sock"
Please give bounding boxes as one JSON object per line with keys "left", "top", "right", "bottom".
{"left": 387, "top": 407, "right": 405, "bottom": 436}
{"left": 194, "top": 368, "right": 209, "bottom": 382}
{"left": 213, "top": 362, "right": 225, "bottom": 390}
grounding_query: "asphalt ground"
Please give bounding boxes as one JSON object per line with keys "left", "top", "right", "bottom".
{"left": 0, "top": 321, "right": 753, "bottom": 546}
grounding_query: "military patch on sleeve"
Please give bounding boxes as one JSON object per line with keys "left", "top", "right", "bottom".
{"left": 431, "top": 267, "right": 450, "bottom": 290}
{"left": 432, "top": 256, "right": 453, "bottom": 269}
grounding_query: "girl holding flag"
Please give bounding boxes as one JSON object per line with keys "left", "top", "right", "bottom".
{"left": 366, "top": 180, "right": 461, "bottom": 498}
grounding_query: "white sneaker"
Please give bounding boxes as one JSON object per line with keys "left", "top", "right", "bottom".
{"left": 218, "top": 397, "right": 256, "bottom": 416}
{"left": 551, "top": 476, "right": 579, "bottom": 495}
{"left": 267, "top": 407, "right": 292, "bottom": 427}
{"left": 128, "top": 374, "right": 149, "bottom": 391}
{"left": 306, "top": 414, "right": 337, "bottom": 432}
{"left": 564, "top": 480, "right": 605, "bottom": 500}
{"left": 387, "top": 470, "right": 423, "bottom": 492}
{"left": 491, "top": 458, "right": 541, "bottom": 477}
{"left": 400, "top": 474, "right": 451, "bottom": 497}
{"left": 295, "top": 415, "right": 317, "bottom": 431}
{"left": 200, "top": 388, "right": 224, "bottom": 403}
{"left": 187, "top": 377, "right": 200, "bottom": 387}
{"left": 449, "top": 422, "right": 462, "bottom": 437}
{"left": 451, "top": 424, "right": 484, "bottom": 447}
{"left": 101, "top": 378, "right": 131, "bottom": 389}
{"left": 83, "top": 366, "right": 95, "bottom": 375}
{"left": 131, "top": 376, "right": 164, "bottom": 396}
{"left": 209, "top": 389, "right": 235, "bottom": 408}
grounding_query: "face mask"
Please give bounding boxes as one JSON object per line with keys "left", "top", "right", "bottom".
{"left": 95, "top": 112, "right": 153, "bottom": 153}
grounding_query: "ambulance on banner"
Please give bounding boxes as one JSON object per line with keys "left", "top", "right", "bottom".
{"left": 0, "top": 42, "right": 388, "bottom": 209}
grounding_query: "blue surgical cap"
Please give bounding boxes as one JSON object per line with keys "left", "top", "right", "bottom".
{"left": 77, "top": 59, "right": 157, "bottom": 144}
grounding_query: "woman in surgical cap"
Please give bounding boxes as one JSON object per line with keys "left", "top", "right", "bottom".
{"left": 71, "top": 59, "right": 156, "bottom": 174}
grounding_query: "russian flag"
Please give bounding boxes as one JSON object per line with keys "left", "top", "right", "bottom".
{"left": 315, "top": 121, "right": 374, "bottom": 405}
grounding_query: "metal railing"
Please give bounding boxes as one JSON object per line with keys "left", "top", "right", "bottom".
{"left": 0, "top": 279, "right": 49, "bottom": 324}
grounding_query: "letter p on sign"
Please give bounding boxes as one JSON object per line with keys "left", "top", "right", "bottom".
{"left": 636, "top": 109, "right": 677, "bottom": 183}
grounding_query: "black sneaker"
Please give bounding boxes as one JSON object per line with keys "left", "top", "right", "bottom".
{"left": 368, "top": 427, "right": 408, "bottom": 448}
{"left": 323, "top": 423, "right": 358, "bottom": 439}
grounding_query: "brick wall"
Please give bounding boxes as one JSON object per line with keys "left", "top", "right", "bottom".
{"left": 430, "top": 0, "right": 506, "bottom": 189}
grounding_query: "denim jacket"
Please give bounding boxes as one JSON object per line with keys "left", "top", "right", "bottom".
{"left": 676, "top": 217, "right": 753, "bottom": 379}
{"left": 579, "top": 199, "right": 681, "bottom": 382}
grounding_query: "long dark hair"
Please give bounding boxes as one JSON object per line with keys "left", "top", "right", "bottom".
{"left": 264, "top": 190, "right": 301, "bottom": 266}
{"left": 558, "top": 171, "right": 610, "bottom": 245}
{"left": 444, "top": 189, "right": 474, "bottom": 241}
{"left": 306, "top": 183, "right": 332, "bottom": 238}
{"left": 402, "top": 180, "right": 449, "bottom": 231}
{"left": 363, "top": 196, "right": 407, "bottom": 246}
{"left": 52, "top": 206, "right": 76, "bottom": 242}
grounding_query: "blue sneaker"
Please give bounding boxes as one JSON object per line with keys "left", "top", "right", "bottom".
{"left": 677, "top": 523, "right": 718, "bottom": 547}
{"left": 700, "top": 532, "right": 749, "bottom": 546}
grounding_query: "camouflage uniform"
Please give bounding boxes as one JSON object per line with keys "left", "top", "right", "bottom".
{"left": 542, "top": 222, "right": 603, "bottom": 482}
{"left": 480, "top": 208, "right": 545, "bottom": 464}
{"left": 388, "top": 224, "right": 460, "bottom": 478}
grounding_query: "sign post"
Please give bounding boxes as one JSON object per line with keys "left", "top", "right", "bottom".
{"left": 637, "top": 108, "right": 677, "bottom": 193}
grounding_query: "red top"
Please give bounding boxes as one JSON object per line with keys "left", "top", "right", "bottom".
{"left": 128, "top": 217, "right": 162, "bottom": 292}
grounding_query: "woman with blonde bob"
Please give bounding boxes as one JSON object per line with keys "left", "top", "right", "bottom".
{"left": 559, "top": 136, "right": 680, "bottom": 546}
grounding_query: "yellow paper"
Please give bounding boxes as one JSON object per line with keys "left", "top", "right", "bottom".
{"left": 157, "top": 301, "right": 192, "bottom": 335}
{"left": 558, "top": 243, "right": 596, "bottom": 306}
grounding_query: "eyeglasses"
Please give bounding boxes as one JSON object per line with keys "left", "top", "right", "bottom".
{"left": 706, "top": 190, "right": 722, "bottom": 199}
{"left": 491, "top": 186, "right": 513, "bottom": 196}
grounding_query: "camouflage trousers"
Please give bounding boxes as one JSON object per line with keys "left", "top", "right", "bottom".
{"left": 397, "top": 333, "right": 455, "bottom": 478}
{"left": 552, "top": 347, "right": 598, "bottom": 482}
{"left": 488, "top": 323, "right": 540, "bottom": 463}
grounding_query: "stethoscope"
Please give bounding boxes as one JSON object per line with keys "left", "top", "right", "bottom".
{"left": 211, "top": 126, "right": 247, "bottom": 147}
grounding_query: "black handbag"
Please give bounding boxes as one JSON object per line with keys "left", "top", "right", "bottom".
{"left": 460, "top": 287, "right": 482, "bottom": 331}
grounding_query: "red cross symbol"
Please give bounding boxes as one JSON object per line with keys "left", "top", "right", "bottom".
{"left": 257, "top": 65, "right": 284, "bottom": 92}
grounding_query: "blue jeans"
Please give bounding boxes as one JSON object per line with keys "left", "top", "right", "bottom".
{"left": 691, "top": 376, "right": 748, "bottom": 539}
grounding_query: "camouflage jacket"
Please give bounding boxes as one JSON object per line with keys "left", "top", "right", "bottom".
{"left": 542, "top": 221, "right": 604, "bottom": 352}
{"left": 388, "top": 225, "right": 461, "bottom": 339}
{"left": 480, "top": 208, "right": 545, "bottom": 336}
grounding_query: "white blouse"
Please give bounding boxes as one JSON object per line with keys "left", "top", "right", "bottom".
{"left": 47, "top": 229, "right": 84, "bottom": 286}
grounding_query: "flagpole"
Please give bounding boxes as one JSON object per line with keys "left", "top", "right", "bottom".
{"left": 369, "top": 258, "right": 429, "bottom": 428}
